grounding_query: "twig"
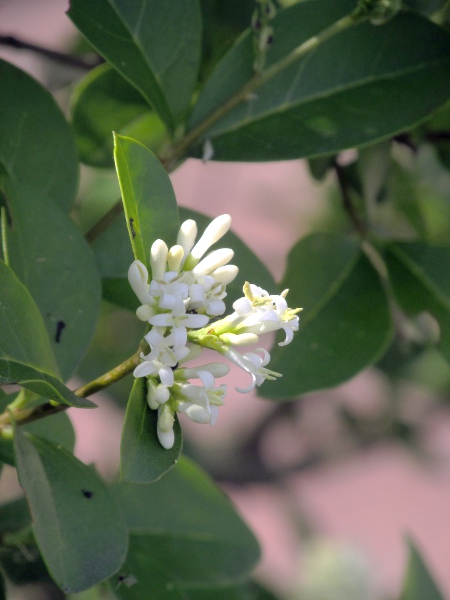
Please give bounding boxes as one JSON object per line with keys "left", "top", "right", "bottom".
{"left": 84, "top": 200, "right": 124, "bottom": 243}
{"left": 0, "top": 34, "right": 102, "bottom": 70}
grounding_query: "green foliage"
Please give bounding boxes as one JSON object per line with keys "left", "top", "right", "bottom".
{"left": 1, "top": 1, "right": 450, "bottom": 597}
{"left": 399, "top": 540, "right": 445, "bottom": 600}
{"left": 112, "top": 456, "right": 260, "bottom": 593}
{"left": 262, "top": 233, "right": 393, "bottom": 398}
{"left": 189, "top": 3, "right": 450, "bottom": 160}
{"left": 72, "top": 65, "right": 168, "bottom": 168}
{"left": 114, "top": 135, "right": 180, "bottom": 270}
{"left": 68, "top": 0, "right": 202, "bottom": 129}
{"left": 0, "top": 59, "right": 78, "bottom": 211}
{"left": 14, "top": 429, "right": 128, "bottom": 593}
{"left": 0, "top": 260, "right": 94, "bottom": 407}
{"left": 120, "top": 378, "right": 182, "bottom": 483}
{"left": 3, "top": 178, "right": 102, "bottom": 380}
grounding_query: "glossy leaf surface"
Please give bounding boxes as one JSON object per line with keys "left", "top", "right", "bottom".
{"left": 261, "top": 233, "right": 393, "bottom": 398}
{"left": 72, "top": 65, "right": 167, "bottom": 168}
{"left": 0, "top": 59, "right": 78, "bottom": 211}
{"left": 384, "top": 242, "right": 450, "bottom": 362}
{"left": 68, "top": 0, "right": 202, "bottom": 129}
{"left": 114, "top": 134, "right": 180, "bottom": 271}
{"left": 120, "top": 378, "right": 182, "bottom": 483}
{"left": 14, "top": 431, "right": 128, "bottom": 593}
{"left": 189, "top": 4, "right": 450, "bottom": 160}
{"left": 4, "top": 179, "right": 102, "bottom": 380}
{"left": 113, "top": 457, "right": 260, "bottom": 585}
{"left": 399, "top": 540, "right": 445, "bottom": 600}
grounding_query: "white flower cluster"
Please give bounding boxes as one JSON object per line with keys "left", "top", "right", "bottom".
{"left": 128, "top": 214, "right": 301, "bottom": 449}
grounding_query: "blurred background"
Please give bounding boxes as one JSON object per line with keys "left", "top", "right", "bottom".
{"left": 1, "top": 1, "right": 450, "bottom": 599}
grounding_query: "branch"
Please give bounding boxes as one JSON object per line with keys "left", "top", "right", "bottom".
{"left": 0, "top": 34, "right": 102, "bottom": 70}
{"left": 0, "top": 349, "right": 142, "bottom": 430}
{"left": 162, "top": 9, "right": 365, "bottom": 165}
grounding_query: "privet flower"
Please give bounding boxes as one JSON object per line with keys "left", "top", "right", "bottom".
{"left": 128, "top": 214, "right": 302, "bottom": 449}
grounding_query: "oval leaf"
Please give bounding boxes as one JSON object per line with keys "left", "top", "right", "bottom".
{"left": 113, "top": 134, "right": 180, "bottom": 270}
{"left": 112, "top": 456, "right": 260, "bottom": 585}
{"left": 71, "top": 64, "right": 167, "bottom": 168}
{"left": 68, "top": 0, "right": 202, "bottom": 129}
{"left": 14, "top": 430, "right": 128, "bottom": 594}
{"left": 0, "top": 410, "right": 75, "bottom": 466}
{"left": 120, "top": 378, "right": 182, "bottom": 483}
{"left": 0, "top": 260, "right": 93, "bottom": 407}
{"left": 4, "top": 178, "right": 102, "bottom": 380}
{"left": 261, "top": 233, "right": 393, "bottom": 398}
{"left": 0, "top": 59, "right": 78, "bottom": 211}
{"left": 189, "top": 5, "right": 450, "bottom": 160}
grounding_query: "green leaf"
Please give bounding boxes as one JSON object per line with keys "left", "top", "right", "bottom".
{"left": 0, "top": 260, "right": 94, "bottom": 407}
{"left": 3, "top": 178, "right": 102, "bottom": 380}
{"left": 387, "top": 162, "right": 427, "bottom": 238}
{"left": 14, "top": 430, "right": 128, "bottom": 594}
{"left": 0, "top": 496, "right": 30, "bottom": 535}
{"left": 261, "top": 233, "right": 393, "bottom": 398}
{"left": 384, "top": 242, "right": 450, "bottom": 361}
{"left": 68, "top": 0, "right": 202, "bottom": 130}
{"left": 114, "top": 134, "right": 180, "bottom": 271}
{"left": 71, "top": 64, "right": 168, "bottom": 168}
{"left": 399, "top": 539, "right": 445, "bottom": 600}
{"left": 179, "top": 207, "right": 278, "bottom": 305}
{"left": 112, "top": 540, "right": 186, "bottom": 600}
{"left": 0, "top": 410, "right": 75, "bottom": 466}
{"left": 0, "top": 59, "right": 78, "bottom": 211}
{"left": 112, "top": 456, "right": 260, "bottom": 586}
{"left": 120, "top": 378, "right": 182, "bottom": 483}
{"left": 188, "top": 4, "right": 450, "bottom": 161}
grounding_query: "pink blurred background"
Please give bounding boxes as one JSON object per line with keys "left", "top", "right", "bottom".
{"left": 1, "top": 2, "right": 450, "bottom": 598}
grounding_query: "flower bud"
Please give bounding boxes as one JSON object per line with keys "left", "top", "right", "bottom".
{"left": 220, "top": 332, "right": 259, "bottom": 346}
{"left": 193, "top": 248, "right": 234, "bottom": 276}
{"left": 136, "top": 305, "right": 155, "bottom": 321}
{"left": 158, "top": 403, "right": 175, "bottom": 432}
{"left": 150, "top": 239, "right": 168, "bottom": 281}
{"left": 128, "top": 260, "right": 149, "bottom": 304}
{"left": 168, "top": 244, "right": 184, "bottom": 272}
{"left": 177, "top": 220, "right": 197, "bottom": 264}
{"left": 147, "top": 379, "right": 159, "bottom": 410}
{"left": 212, "top": 265, "right": 239, "bottom": 285}
{"left": 157, "top": 426, "right": 175, "bottom": 449}
{"left": 189, "top": 214, "right": 232, "bottom": 262}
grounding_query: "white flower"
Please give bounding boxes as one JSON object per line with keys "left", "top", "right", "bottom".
{"left": 224, "top": 282, "right": 301, "bottom": 346}
{"left": 221, "top": 347, "right": 281, "bottom": 393}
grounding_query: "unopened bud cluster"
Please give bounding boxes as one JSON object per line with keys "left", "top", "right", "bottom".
{"left": 129, "top": 214, "right": 301, "bottom": 449}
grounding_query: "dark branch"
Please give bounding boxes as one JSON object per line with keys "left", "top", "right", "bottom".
{"left": 0, "top": 34, "right": 102, "bottom": 70}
